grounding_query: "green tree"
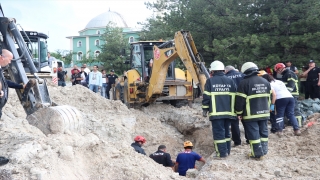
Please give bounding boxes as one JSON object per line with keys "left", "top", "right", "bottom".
{"left": 97, "top": 23, "right": 129, "bottom": 74}
{"left": 141, "top": 0, "right": 320, "bottom": 69}
{"left": 50, "top": 50, "right": 73, "bottom": 66}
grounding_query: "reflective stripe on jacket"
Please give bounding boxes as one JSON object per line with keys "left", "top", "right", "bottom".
{"left": 202, "top": 72, "right": 237, "bottom": 120}
{"left": 235, "top": 74, "right": 271, "bottom": 121}
{"left": 281, "top": 69, "right": 299, "bottom": 96}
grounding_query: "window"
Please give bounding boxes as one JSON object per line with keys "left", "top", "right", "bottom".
{"left": 94, "top": 50, "right": 100, "bottom": 57}
{"left": 129, "top": 36, "right": 135, "bottom": 43}
{"left": 77, "top": 41, "right": 82, "bottom": 47}
{"left": 95, "top": 39, "right": 100, "bottom": 46}
{"left": 77, "top": 52, "right": 83, "bottom": 60}
{"left": 96, "top": 30, "right": 101, "bottom": 35}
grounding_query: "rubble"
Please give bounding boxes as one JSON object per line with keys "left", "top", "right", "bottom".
{"left": 0, "top": 85, "right": 320, "bottom": 179}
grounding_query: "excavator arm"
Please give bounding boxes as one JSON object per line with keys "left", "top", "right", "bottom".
{"left": 146, "top": 31, "right": 209, "bottom": 103}
{"left": 0, "top": 4, "right": 83, "bottom": 135}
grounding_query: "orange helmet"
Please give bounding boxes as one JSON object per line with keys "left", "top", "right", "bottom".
{"left": 134, "top": 136, "right": 146, "bottom": 143}
{"left": 183, "top": 141, "right": 193, "bottom": 147}
{"left": 274, "top": 63, "right": 286, "bottom": 72}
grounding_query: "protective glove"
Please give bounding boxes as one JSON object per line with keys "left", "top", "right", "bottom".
{"left": 202, "top": 110, "right": 208, "bottom": 117}
{"left": 270, "top": 104, "right": 275, "bottom": 111}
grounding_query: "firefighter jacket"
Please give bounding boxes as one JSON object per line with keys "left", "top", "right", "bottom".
{"left": 225, "top": 69, "right": 244, "bottom": 88}
{"left": 235, "top": 74, "right": 272, "bottom": 121}
{"left": 281, "top": 69, "right": 299, "bottom": 96}
{"left": 202, "top": 72, "right": 237, "bottom": 120}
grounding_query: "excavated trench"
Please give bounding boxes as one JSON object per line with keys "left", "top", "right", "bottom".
{"left": 1, "top": 85, "right": 320, "bottom": 179}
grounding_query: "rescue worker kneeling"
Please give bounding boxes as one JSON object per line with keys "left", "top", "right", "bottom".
{"left": 235, "top": 62, "right": 271, "bottom": 160}
{"left": 202, "top": 60, "right": 237, "bottom": 158}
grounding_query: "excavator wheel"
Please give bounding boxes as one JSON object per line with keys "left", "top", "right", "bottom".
{"left": 26, "top": 105, "right": 84, "bottom": 135}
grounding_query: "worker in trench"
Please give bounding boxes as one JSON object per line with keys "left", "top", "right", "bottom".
{"left": 131, "top": 135, "right": 146, "bottom": 155}
{"left": 174, "top": 141, "right": 205, "bottom": 176}
{"left": 235, "top": 62, "right": 271, "bottom": 160}
{"left": 149, "top": 145, "right": 175, "bottom": 170}
{"left": 202, "top": 60, "right": 237, "bottom": 159}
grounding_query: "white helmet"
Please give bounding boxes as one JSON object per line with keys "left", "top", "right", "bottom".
{"left": 241, "top": 62, "right": 258, "bottom": 74}
{"left": 209, "top": 60, "right": 225, "bottom": 71}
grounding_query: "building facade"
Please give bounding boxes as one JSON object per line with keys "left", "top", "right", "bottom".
{"left": 66, "top": 10, "right": 140, "bottom": 66}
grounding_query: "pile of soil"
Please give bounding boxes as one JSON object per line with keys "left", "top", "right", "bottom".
{"left": 1, "top": 84, "right": 320, "bottom": 179}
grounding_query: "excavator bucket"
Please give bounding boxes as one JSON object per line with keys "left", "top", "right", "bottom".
{"left": 26, "top": 105, "right": 84, "bottom": 135}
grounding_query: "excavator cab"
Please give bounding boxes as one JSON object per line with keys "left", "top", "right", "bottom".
{"left": 130, "top": 41, "right": 176, "bottom": 82}
{"left": 20, "top": 31, "right": 51, "bottom": 73}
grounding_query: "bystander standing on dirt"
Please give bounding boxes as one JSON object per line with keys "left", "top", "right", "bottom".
{"left": 101, "top": 70, "right": 107, "bottom": 98}
{"left": 88, "top": 65, "right": 102, "bottom": 93}
{"left": 57, "top": 67, "right": 67, "bottom": 87}
{"left": 71, "top": 69, "right": 82, "bottom": 85}
{"left": 106, "top": 70, "right": 118, "bottom": 99}
{"left": 302, "top": 60, "right": 320, "bottom": 100}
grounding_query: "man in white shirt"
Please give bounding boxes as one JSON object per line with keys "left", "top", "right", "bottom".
{"left": 82, "top": 64, "right": 91, "bottom": 74}
{"left": 47, "top": 52, "right": 56, "bottom": 68}
{"left": 88, "top": 65, "right": 102, "bottom": 93}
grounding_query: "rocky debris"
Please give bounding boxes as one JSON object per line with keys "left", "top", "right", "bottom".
{"left": 1, "top": 84, "right": 320, "bottom": 179}
{"left": 300, "top": 99, "right": 320, "bottom": 119}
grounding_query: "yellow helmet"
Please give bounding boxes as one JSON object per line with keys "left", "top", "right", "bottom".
{"left": 258, "top": 70, "right": 267, "bottom": 76}
{"left": 184, "top": 141, "right": 193, "bottom": 147}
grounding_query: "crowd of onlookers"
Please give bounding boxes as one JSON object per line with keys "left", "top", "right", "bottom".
{"left": 57, "top": 63, "right": 119, "bottom": 99}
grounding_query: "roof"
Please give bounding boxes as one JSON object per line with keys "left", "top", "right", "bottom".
{"left": 85, "top": 10, "right": 128, "bottom": 29}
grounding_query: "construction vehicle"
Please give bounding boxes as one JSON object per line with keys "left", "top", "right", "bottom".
{"left": 111, "top": 31, "right": 209, "bottom": 108}
{"left": 0, "top": 5, "right": 81, "bottom": 135}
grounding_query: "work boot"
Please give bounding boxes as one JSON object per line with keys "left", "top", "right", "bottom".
{"left": 294, "top": 129, "right": 301, "bottom": 136}
{"left": 248, "top": 153, "right": 264, "bottom": 161}
{"left": 0, "top": 156, "right": 9, "bottom": 166}
{"left": 213, "top": 155, "right": 227, "bottom": 160}
{"left": 276, "top": 131, "right": 283, "bottom": 138}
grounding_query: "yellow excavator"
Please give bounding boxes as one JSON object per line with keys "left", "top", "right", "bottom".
{"left": 111, "top": 31, "right": 210, "bottom": 108}
{"left": 0, "top": 5, "right": 82, "bottom": 135}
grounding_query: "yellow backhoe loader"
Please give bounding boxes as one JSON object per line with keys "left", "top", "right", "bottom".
{"left": 111, "top": 31, "right": 209, "bottom": 108}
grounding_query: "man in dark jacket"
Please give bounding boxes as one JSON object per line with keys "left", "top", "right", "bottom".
{"left": 225, "top": 65, "right": 245, "bottom": 146}
{"left": 0, "top": 49, "right": 14, "bottom": 166}
{"left": 202, "top": 60, "right": 237, "bottom": 159}
{"left": 131, "top": 136, "right": 146, "bottom": 155}
{"left": 235, "top": 62, "right": 271, "bottom": 160}
{"left": 149, "top": 145, "right": 174, "bottom": 167}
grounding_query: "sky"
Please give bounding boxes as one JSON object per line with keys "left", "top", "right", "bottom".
{"left": 1, "top": 0, "right": 156, "bottom": 52}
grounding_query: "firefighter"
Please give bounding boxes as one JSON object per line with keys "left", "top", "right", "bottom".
{"left": 225, "top": 65, "right": 245, "bottom": 146}
{"left": 274, "top": 63, "right": 303, "bottom": 127}
{"left": 202, "top": 60, "right": 237, "bottom": 158}
{"left": 235, "top": 62, "right": 271, "bottom": 160}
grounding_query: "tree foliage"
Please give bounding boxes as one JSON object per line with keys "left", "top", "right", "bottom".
{"left": 97, "top": 23, "right": 129, "bottom": 74}
{"left": 50, "top": 50, "right": 73, "bottom": 66}
{"left": 141, "top": 0, "right": 320, "bottom": 69}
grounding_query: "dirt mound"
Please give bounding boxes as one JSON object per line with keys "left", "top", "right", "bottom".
{"left": 1, "top": 84, "right": 320, "bottom": 179}
{"left": 0, "top": 85, "right": 183, "bottom": 179}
